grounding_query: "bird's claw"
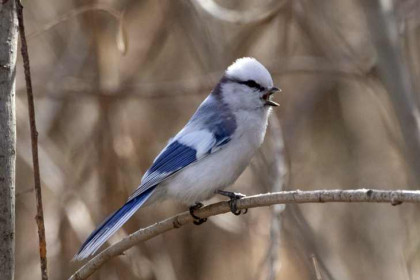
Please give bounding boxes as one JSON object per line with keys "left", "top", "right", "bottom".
{"left": 189, "top": 202, "right": 207, "bottom": 225}
{"left": 229, "top": 199, "right": 247, "bottom": 215}
{"left": 216, "top": 190, "right": 248, "bottom": 215}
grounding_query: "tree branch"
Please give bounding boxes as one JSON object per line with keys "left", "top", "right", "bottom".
{"left": 70, "top": 188, "right": 420, "bottom": 280}
{"left": 16, "top": 1, "right": 49, "bottom": 279}
{"left": 0, "top": 0, "right": 18, "bottom": 279}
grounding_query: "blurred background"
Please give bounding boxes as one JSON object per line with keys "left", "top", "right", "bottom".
{"left": 14, "top": 0, "right": 420, "bottom": 279}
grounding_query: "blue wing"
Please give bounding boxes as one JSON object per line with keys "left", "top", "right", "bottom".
{"left": 140, "top": 140, "right": 198, "bottom": 189}
{"left": 128, "top": 129, "right": 231, "bottom": 200}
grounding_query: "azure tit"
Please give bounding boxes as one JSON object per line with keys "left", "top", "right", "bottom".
{"left": 74, "top": 57, "right": 280, "bottom": 260}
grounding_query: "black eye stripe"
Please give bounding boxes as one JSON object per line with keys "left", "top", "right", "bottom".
{"left": 238, "top": 80, "right": 265, "bottom": 91}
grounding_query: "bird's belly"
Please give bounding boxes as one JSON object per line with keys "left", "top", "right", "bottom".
{"left": 161, "top": 139, "right": 257, "bottom": 205}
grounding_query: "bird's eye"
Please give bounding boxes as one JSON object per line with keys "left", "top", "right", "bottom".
{"left": 239, "top": 80, "right": 265, "bottom": 91}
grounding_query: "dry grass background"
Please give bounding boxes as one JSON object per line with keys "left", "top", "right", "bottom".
{"left": 13, "top": 0, "right": 420, "bottom": 279}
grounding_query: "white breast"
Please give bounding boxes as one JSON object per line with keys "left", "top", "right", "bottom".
{"left": 160, "top": 109, "right": 270, "bottom": 205}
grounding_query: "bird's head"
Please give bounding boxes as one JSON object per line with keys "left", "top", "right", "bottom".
{"left": 216, "top": 57, "right": 280, "bottom": 111}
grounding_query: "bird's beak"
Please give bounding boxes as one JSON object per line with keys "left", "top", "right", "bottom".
{"left": 263, "top": 87, "right": 281, "bottom": 107}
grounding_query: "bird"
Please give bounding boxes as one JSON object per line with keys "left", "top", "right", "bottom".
{"left": 74, "top": 57, "right": 280, "bottom": 260}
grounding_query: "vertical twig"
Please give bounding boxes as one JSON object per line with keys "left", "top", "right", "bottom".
{"left": 267, "top": 115, "right": 287, "bottom": 280}
{"left": 311, "top": 255, "right": 324, "bottom": 280}
{"left": 15, "top": 1, "right": 49, "bottom": 280}
{"left": 360, "top": 0, "right": 420, "bottom": 185}
{"left": 0, "top": 1, "right": 18, "bottom": 280}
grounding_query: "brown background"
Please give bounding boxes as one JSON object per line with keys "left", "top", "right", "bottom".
{"left": 14, "top": 0, "right": 420, "bottom": 279}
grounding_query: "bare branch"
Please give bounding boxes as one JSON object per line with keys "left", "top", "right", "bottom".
{"left": 0, "top": 0, "right": 18, "bottom": 279}
{"left": 16, "top": 1, "right": 49, "bottom": 279}
{"left": 192, "top": 0, "right": 287, "bottom": 24}
{"left": 267, "top": 115, "right": 287, "bottom": 280}
{"left": 70, "top": 189, "right": 420, "bottom": 280}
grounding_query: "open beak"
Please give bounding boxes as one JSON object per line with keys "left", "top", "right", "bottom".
{"left": 262, "top": 87, "right": 281, "bottom": 107}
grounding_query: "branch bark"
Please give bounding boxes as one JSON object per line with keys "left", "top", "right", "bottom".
{"left": 70, "top": 188, "right": 420, "bottom": 280}
{"left": 0, "top": 1, "right": 18, "bottom": 280}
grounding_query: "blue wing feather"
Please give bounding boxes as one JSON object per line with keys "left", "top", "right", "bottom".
{"left": 128, "top": 139, "right": 199, "bottom": 199}
{"left": 148, "top": 141, "right": 196, "bottom": 173}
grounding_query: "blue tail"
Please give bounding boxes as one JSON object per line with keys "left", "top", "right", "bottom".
{"left": 74, "top": 186, "right": 156, "bottom": 260}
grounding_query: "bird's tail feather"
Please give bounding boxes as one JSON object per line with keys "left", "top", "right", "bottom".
{"left": 73, "top": 186, "right": 156, "bottom": 260}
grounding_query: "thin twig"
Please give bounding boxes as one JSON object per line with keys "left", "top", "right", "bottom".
{"left": 267, "top": 116, "right": 287, "bottom": 280}
{"left": 16, "top": 1, "right": 48, "bottom": 280}
{"left": 69, "top": 189, "right": 420, "bottom": 280}
{"left": 311, "top": 254, "right": 323, "bottom": 280}
{"left": 193, "top": 0, "right": 287, "bottom": 24}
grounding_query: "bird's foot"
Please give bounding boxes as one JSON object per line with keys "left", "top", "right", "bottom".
{"left": 189, "top": 202, "right": 207, "bottom": 225}
{"left": 216, "top": 190, "right": 248, "bottom": 216}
